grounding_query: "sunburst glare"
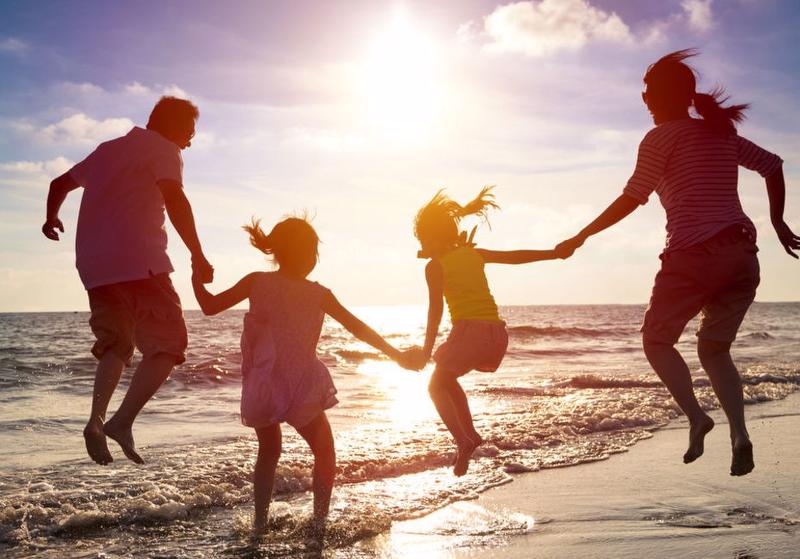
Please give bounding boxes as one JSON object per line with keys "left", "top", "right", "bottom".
{"left": 360, "top": 10, "right": 443, "bottom": 141}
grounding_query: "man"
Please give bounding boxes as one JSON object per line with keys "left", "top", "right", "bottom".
{"left": 42, "top": 96, "right": 214, "bottom": 465}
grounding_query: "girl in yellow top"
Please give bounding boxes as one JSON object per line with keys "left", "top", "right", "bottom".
{"left": 412, "top": 187, "right": 564, "bottom": 476}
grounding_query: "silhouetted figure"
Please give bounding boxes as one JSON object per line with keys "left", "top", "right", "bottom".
{"left": 42, "top": 96, "right": 214, "bottom": 465}
{"left": 191, "top": 216, "right": 418, "bottom": 541}
{"left": 407, "top": 187, "right": 566, "bottom": 476}
{"left": 555, "top": 50, "right": 799, "bottom": 476}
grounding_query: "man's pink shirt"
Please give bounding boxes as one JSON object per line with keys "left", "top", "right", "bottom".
{"left": 68, "top": 127, "right": 183, "bottom": 289}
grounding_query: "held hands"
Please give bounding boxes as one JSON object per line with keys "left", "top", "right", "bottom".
{"left": 773, "top": 220, "right": 800, "bottom": 259}
{"left": 192, "top": 254, "right": 214, "bottom": 284}
{"left": 41, "top": 217, "right": 64, "bottom": 241}
{"left": 554, "top": 235, "right": 585, "bottom": 259}
{"left": 396, "top": 346, "right": 428, "bottom": 371}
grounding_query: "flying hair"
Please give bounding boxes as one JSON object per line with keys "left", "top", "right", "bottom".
{"left": 645, "top": 48, "right": 749, "bottom": 135}
{"left": 242, "top": 213, "right": 320, "bottom": 272}
{"left": 414, "top": 186, "right": 499, "bottom": 252}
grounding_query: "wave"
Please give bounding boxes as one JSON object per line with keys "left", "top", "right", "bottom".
{"left": 507, "top": 325, "right": 633, "bottom": 339}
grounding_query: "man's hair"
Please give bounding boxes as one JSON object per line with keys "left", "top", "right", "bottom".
{"left": 146, "top": 96, "right": 199, "bottom": 134}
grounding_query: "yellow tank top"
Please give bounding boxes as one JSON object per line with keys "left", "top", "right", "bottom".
{"left": 438, "top": 247, "right": 501, "bottom": 322}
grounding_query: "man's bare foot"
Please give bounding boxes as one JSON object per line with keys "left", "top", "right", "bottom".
{"left": 83, "top": 421, "right": 113, "bottom": 465}
{"left": 103, "top": 419, "right": 144, "bottom": 464}
{"left": 453, "top": 435, "right": 483, "bottom": 477}
{"left": 683, "top": 414, "right": 715, "bottom": 464}
{"left": 730, "top": 438, "right": 754, "bottom": 476}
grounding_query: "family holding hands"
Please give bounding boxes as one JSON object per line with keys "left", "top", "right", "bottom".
{"left": 42, "top": 50, "right": 797, "bottom": 536}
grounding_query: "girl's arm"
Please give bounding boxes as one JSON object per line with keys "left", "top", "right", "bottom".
{"left": 192, "top": 272, "right": 259, "bottom": 316}
{"left": 477, "top": 248, "right": 560, "bottom": 264}
{"left": 321, "top": 291, "right": 402, "bottom": 361}
{"left": 421, "top": 260, "right": 444, "bottom": 360}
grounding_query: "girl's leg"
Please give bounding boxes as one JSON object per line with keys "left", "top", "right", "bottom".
{"left": 697, "top": 339, "right": 753, "bottom": 476}
{"left": 296, "top": 412, "right": 336, "bottom": 531}
{"left": 428, "top": 367, "right": 481, "bottom": 476}
{"left": 643, "top": 338, "right": 714, "bottom": 463}
{"left": 254, "top": 423, "right": 282, "bottom": 533}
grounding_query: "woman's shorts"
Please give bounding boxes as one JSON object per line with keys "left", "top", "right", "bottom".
{"left": 434, "top": 319, "right": 508, "bottom": 376}
{"left": 642, "top": 226, "right": 760, "bottom": 345}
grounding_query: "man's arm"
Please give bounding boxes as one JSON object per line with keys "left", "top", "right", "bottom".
{"left": 555, "top": 194, "right": 640, "bottom": 257}
{"left": 158, "top": 179, "right": 214, "bottom": 282}
{"left": 42, "top": 173, "right": 80, "bottom": 241}
{"left": 764, "top": 165, "right": 800, "bottom": 258}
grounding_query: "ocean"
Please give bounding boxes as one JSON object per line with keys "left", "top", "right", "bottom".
{"left": 1, "top": 303, "right": 799, "bottom": 557}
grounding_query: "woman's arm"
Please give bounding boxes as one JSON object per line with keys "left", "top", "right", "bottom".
{"left": 765, "top": 165, "right": 800, "bottom": 258}
{"left": 556, "top": 194, "right": 640, "bottom": 257}
{"left": 421, "top": 260, "right": 444, "bottom": 360}
{"left": 477, "top": 248, "right": 560, "bottom": 264}
{"left": 321, "top": 291, "right": 402, "bottom": 361}
{"left": 192, "top": 272, "right": 258, "bottom": 316}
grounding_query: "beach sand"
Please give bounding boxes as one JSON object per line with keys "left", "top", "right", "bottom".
{"left": 361, "top": 392, "right": 800, "bottom": 559}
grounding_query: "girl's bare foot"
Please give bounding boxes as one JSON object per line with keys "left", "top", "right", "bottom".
{"left": 683, "top": 414, "right": 714, "bottom": 464}
{"left": 253, "top": 516, "right": 267, "bottom": 536}
{"left": 103, "top": 419, "right": 144, "bottom": 464}
{"left": 730, "top": 438, "right": 754, "bottom": 476}
{"left": 83, "top": 421, "right": 113, "bottom": 465}
{"left": 453, "top": 435, "right": 483, "bottom": 476}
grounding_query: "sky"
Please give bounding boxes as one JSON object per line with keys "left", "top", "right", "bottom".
{"left": 1, "top": 0, "right": 798, "bottom": 311}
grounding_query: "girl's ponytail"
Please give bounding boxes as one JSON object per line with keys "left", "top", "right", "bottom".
{"left": 243, "top": 218, "right": 274, "bottom": 255}
{"left": 693, "top": 88, "right": 749, "bottom": 135}
{"left": 455, "top": 186, "right": 499, "bottom": 222}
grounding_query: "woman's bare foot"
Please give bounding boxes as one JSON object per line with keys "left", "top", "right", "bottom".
{"left": 103, "top": 419, "right": 144, "bottom": 464}
{"left": 730, "top": 438, "right": 754, "bottom": 476}
{"left": 83, "top": 421, "right": 113, "bottom": 465}
{"left": 683, "top": 414, "right": 714, "bottom": 464}
{"left": 453, "top": 435, "right": 483, "bottom": 477}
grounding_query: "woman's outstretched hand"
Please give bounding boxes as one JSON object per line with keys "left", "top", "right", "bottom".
{"left": 773, "top": 220, "right": 800, "bottom": 258}
{"left": 397, "top": 347, "right": 427, "bottom": 371}
{"left": 554, "top": 235, "right": 585, "bottom": 259}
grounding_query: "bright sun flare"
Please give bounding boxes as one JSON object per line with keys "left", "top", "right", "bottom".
{"left": 361, "top": 12, "right": 442, "bottom": 139}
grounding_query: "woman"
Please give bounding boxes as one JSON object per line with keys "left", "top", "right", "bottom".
{"left": 556, "top": 49, "right": 798, "bottom": 476}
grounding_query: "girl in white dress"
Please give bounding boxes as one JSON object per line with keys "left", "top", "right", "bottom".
{"left": 192, "top": 216, "right": 412, "bottom": 536}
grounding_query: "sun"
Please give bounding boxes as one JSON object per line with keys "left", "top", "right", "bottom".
{"left": 360, "top": 11, "right": 442, "bottom": 140}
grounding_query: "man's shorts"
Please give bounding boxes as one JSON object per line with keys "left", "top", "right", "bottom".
{"left": 87, "top": 273, "right": 188, "bottom": 366}
{"left": 642, "top": 225, "right": 760, "bottom": 345}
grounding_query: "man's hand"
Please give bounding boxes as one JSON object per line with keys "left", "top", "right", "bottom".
{"left": 554, "top": 235, "right": 585, "bottom": 259}
{"left": 42, "top": 218, "right": 64, "bottom": 241}
{"left": 773, "top": 220, "right": 800, "bottom": 259}
{"left": 192, "top": 254, "right": 214, "bottom": 283}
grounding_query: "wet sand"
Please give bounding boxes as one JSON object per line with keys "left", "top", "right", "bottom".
{"left": 364, "top": 392, "right": 800, "bottom": 558}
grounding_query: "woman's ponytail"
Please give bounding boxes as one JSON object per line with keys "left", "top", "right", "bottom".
{"left": 693, "top": 87, "right": 749, "bottom": 135}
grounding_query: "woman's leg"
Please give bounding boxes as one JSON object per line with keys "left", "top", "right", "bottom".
{"left": 428, "top": 367, "right": 481, "bottom": 475}
{"left": 254, "top": 423, "right": 282, "bottom": 533}
{"left": 643, "top": 338, "right": 714, "bottom": 463}
{"left": 697, "top": 339, "right": 753, "bottom": 476}
{"left": 296, "top": 412, "right": 336, "bottom": 530}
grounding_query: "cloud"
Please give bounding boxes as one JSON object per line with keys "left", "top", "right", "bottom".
{"left": 0, "top": 157, "right": 74, "bottom": 190}
{"left": 681, "top": 0, "right": 714, "bottom": 32}
{"left": 124, "top": 82, "right": 190, "bottom": 98}
{"left": 0, "top": 37, "right": 28, "bottom": 53}
{"left": 38, "top": 113, "right": 134, "bottom": 145}
{"left": 481, "top": 0, "right": 633, "bottom": 57}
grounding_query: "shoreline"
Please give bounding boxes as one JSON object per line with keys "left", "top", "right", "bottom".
{"left": 362, "top": 391, "right": 800, "bottom": 558}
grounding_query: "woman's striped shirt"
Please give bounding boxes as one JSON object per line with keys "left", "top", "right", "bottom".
{"left": 623, "top": 118, "right": 782, "bottom": 251}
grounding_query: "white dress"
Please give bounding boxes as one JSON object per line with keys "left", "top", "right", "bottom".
{"left": 239, "top": 272, "right": 338, "bottom": 428}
